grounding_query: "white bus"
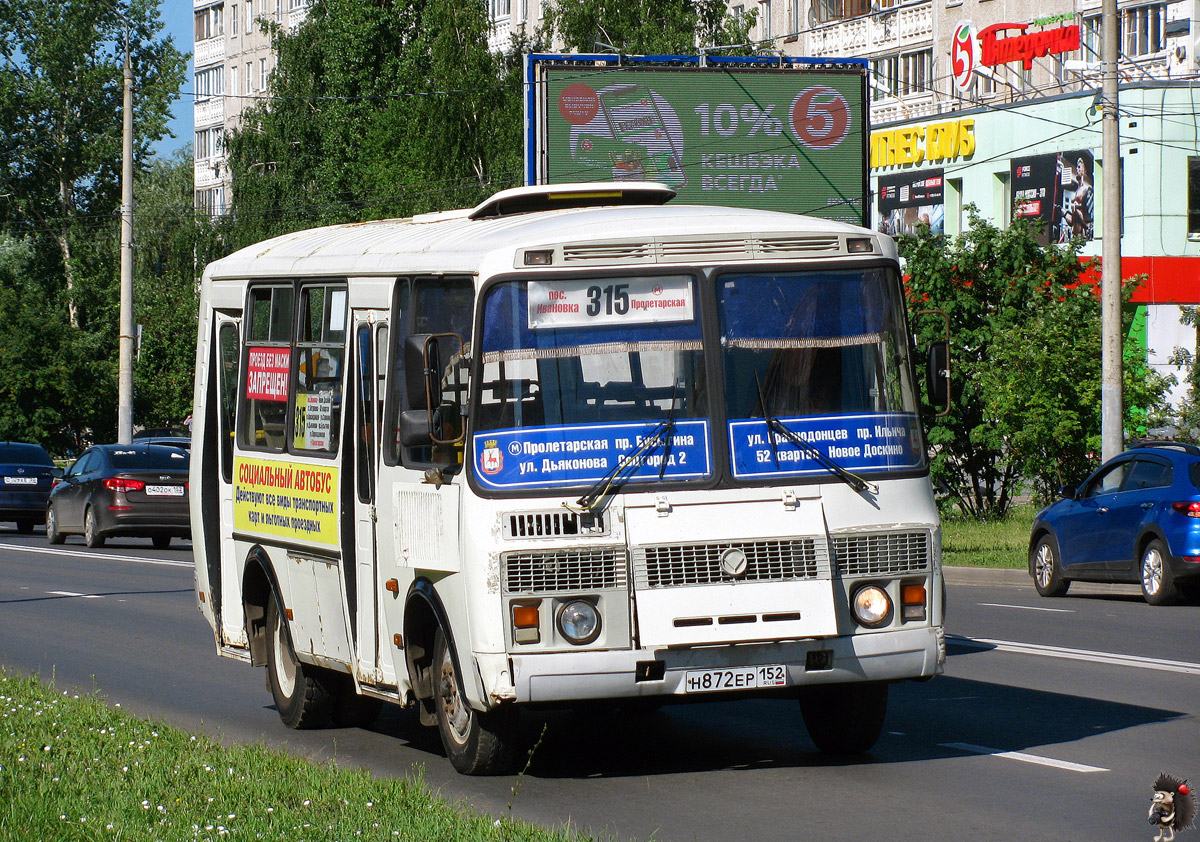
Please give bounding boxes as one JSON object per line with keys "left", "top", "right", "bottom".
{"left": 191, "top": 183, "right": 946, "bottom": 775}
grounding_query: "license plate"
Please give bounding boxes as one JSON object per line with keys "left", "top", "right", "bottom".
{"left": 145, "top": 485, "right": 185, "bottom": 497}
{"left": 683, "top": 665, "right": 788, "bottom": 694}
{"left": 3, "top": 476, "right": 37, "bottom": 485}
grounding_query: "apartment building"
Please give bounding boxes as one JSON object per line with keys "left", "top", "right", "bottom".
{"left": 192, "top": 0, "right": 313, "bottom": 216}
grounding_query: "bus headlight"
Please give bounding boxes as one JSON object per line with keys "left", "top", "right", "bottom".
{"left": 556, "top": 600, "right": 601, "bottom": 645}
{"left": 851, "top": 585, "right": 892, "bottom": 628}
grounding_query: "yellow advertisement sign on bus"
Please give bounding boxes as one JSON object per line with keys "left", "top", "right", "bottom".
{"left": 233, "top": 457, "right": 339, "bottom": 547}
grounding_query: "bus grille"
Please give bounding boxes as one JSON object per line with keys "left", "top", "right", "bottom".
{"left": 502, "top": 510, "right": 607, "bottom": 538}
{"left": 633, "top": 539, "right": 821, "bottom": 588}
{"left": 832, "top": 531, "right": 930, "bottom": 576}
{"left": 502, "top": 548, "right": 628, "bottom": 594}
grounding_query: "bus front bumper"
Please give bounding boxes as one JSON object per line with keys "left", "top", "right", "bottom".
{"left": 504, "top": 625, "right": 944, "bottom": 704}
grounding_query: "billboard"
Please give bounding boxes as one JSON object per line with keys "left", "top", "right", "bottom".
{"left": 1011, "top": 149, "right": 1095, "bottom": 246}
{"left": 528, "top": 56, "right": 869, "bottom": 224}
{"left": 875, "top": 169, "right": 944, "bottom": 237}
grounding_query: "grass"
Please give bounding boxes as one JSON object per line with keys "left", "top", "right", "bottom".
{"left": 0, "top": 670, "right": 582, "bottom": 842}
{"left": 941, "top": 502, "right": 1037, "bottom": 569}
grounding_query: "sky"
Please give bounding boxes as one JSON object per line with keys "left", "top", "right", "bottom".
{"left": 156, "top": 0, "right": 194, "bottom": 157}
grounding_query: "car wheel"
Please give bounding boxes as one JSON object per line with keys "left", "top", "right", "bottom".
{"left": 1140, "top": 539, "right": 1178, "bottom": 605}
{"left": 45, "top": 505, "right": 64, "bottom": 545}
{"left": 798, "top": 681, "right": 889, "bottom": 755}
{"left": 152, "top": 535, "right": 171, "bottom": 550}
{"left": 1032, "top": 535, "right": 1069, "bottom": 597}
{"left": 265, "top": 593, "right": 334, "bottom": 729}
{"left": 432, "top": 627, "right": 519, "bottom": 775}
{"left": 15, "top": 519, "right": 34, "bottom": 534}
{"left": 84, "top": 507, "right": 105, "bottom": 548}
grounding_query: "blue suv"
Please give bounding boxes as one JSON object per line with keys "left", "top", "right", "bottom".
{"left": 1029, "top": 442, "right": 1200, "bottom": 605}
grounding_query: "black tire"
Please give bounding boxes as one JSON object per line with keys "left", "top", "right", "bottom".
{"left": 1140, "top": 538, "right": 1178, "bottom": 606}
{"left": 45, "top": 505, "right": 64, "bottom": 545}
{"left": 15, "top": 519, "right": 34, "bottom": 534}
{"left": 799, "top": 682, "right": 889, "bottom": 755}
{"left": 265, "top": 594, "right": 335, "bottom": 729}
{"left": 151, "top": 535, "right": 171, "bottom": 550}
{"left": 1178, "top": 579, "right": 1200, "bottom": 605}
{"left": 432, "top": 628, "right": 519, "bottom": 775}
{"left": 84, "top": 507, "right": 105, "bottom": 548}
{"left": 1031, "top": 534, "right": 1069, "bottom": 597}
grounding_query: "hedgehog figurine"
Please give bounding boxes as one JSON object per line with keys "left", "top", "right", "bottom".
{"left": 1150, "top": 773, "right": 1196, "bottom": 842}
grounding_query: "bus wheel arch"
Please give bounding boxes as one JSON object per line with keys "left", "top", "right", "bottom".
{"left": 403, "top": 580, "right": 447, "bottom": 725}
{"left": 241, "top": 547, "right": 276, "bottom": 667}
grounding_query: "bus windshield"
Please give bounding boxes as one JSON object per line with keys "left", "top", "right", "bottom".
{"left": 472, "top": 275, "right": 711, "bottom": 492}
{"left": 719, "top": 267, "right": 925, "bottom": 480}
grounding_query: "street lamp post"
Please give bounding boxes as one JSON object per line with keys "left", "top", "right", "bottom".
{"left": 117, "top": 37, "right": 135, "bottom": 444}
{"left": 1100, "top": 0, "right": 1123, "bottom": 460}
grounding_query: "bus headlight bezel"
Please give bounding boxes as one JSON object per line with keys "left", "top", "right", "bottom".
{"left": 556, "top": 599, "right": 601, "bottom": 645}
{"left": 850, "top": 584, "right": 893, "bottom": 628}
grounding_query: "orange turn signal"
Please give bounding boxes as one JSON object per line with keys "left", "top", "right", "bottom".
{"left": 512, "top": 605, "right": 540, "bottom": 628}
{"left": 901, "top": 584, "right": 926, "bottom": 605}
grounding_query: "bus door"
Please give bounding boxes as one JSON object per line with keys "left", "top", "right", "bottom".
{"left": 350, "top": 314, "right": 388, "bottom": 685}
{"left": 208, "top": 313, "right": 245, "bottom": 648}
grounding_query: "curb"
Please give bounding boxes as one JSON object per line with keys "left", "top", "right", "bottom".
{"left": 943, "top": 565, "right": 1144, "bottom": 596}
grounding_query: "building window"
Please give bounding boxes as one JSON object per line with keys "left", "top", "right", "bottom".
{"left": 759, "top": 0, "right": 772, "bottom": 39}
{"left": 196, "top": 187, "right": 227, "bottom": 218}
{"left": 490, "top": 0, "right": 510, "bottom": 17}
{"left": 230, "top": 64, "right": 239, "bottom": 98}
{"left": 1124, "top": 3, "right": 1165, "bottom": 57}
{"left": 194, "top": 6, "right": 223, "bottom": 40}
{"left": 194, "top": 66, "right": 225, "bottom": 101}
{"left": 1189, "top": 158, "right": 1200, "bottom": 236}
{"left": 789, "top": 0, "right": 799, "bottom": 34}
{"left": 195, "top": 127, "right": 225, "bottom": 160}
{"left": 260, "top": 58, "right": 268, "bottom": 92}
{"left": 812, "top": 0, "right": 870, "bottom": 25}
{"left": 246, "top": 0, "right": 254, "bottom": 33}
{"left": 246, "top": 61, "right": 253, "bottom": 95}
{"left": 871, "top": 55, "right": 897, "bottom": 100}
{"left": 899, "top": 49, "right": 931, "bottom": 96}
{"left": 231, "top": 4, "right": 238, "bottom": 36}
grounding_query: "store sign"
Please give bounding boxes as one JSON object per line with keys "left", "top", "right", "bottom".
{"left": 870, "top": 119, "right": 974, "bottom": 168}
{"left": 951, "top": 15, "right": 1080, "bottom": 89}
{"left": 875, "top": 169, "right": 945, "bottom": 236}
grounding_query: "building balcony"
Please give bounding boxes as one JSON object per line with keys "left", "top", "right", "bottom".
{"left": 194, "top": 36, "right": 226, "bottom": 67}
{"left": 194, "top": 98, "right": 224, "bottom": 128}
{"left": 806, "top": 1, "right": 933, "bottom": 58}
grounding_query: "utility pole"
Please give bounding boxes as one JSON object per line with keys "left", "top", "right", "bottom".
{"left": 118, "top": 35, "right": 135, "bottom": 444}
{"left": 1100, "top": 0, "right": 1123, "bottom": 460}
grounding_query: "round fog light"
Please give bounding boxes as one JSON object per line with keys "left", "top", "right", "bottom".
{"left": 851, "top": 585, "right": 892, "bottom": 628}
{"left": 557, "top": 600, "right": 601, "bottom": 644}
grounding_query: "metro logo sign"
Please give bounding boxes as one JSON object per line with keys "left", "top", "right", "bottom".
{"left": 950, "top": 16, "right": 1080, "bottom": 90}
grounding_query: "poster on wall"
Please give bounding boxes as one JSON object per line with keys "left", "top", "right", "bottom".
{"left": 874, "top": 169, "right": 944, "bottom": 236}
{"left": 1011, "top": 150, "right": 1095, "bottom": 246}
{"left": 534, "top": 60, "right": 869, "bottom": 224}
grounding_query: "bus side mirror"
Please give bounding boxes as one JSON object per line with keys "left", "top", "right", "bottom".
{"left": 926, "top": 340, "right": 950, "bottom": 417}
{"left": 404, "top": 332, "right": 464, "bottom": 446}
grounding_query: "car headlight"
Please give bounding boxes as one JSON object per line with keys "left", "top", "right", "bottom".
{"left": 556, "top": 599, "right": 600, "bottom": 645}
{"left": 851, "top": 585, "right": 892, "bottom": 628}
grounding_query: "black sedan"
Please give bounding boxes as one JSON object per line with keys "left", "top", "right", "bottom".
{"left": 46, "top": 444, "right": 190, "bottom": 548}
{"left": 0, "top": 441, "right": 58, "bottom": 532}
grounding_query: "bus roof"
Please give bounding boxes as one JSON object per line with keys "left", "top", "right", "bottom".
{"left": 203, "top": 190, "right": 892, "bottom": 282}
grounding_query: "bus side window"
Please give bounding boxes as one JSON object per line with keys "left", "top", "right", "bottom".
{"left": 239, "top": 285, "right": 293, "bottom": 451}
{"left": 217, "top": 322, "right": 240, "bottom": 483}
{"left": 293, "top": 284, "right": 347, "bottom": 454}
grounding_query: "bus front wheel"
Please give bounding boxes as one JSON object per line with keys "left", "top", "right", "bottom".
{"left": 432, "top": 628, "right": 518, "bottom": 775}
{"left": 798, "top": 681, "right": 888, "bottom": 755}
{"left": 266, "top": 594, "right": 334, "bottom": 729}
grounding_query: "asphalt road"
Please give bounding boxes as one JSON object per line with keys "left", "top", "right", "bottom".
{"left": 1, "top": 528, "right": 1197, "bottom": 842}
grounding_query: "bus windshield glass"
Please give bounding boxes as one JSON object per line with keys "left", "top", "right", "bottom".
{"left": 719, "top": 267, "right": 925, "bottom": 480}
{"left": 472, "top": 275, "right": 711, "bottom": 491}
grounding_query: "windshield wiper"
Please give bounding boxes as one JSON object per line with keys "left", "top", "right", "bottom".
{"left": 754, "top": 373, "right": 878, "bottom": 496}
{"left": 573, "top": 381, "right": 681, "bottom": 516}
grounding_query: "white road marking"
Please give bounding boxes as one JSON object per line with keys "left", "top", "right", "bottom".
{"left": 939, "top": 742, "right": 1108, "bottom": 773}
{"left": 0, "top": 542, "right": 190, "bottom": 569}
{"left": 47, "top": 590, "right": 103, "bottom": 600}
{"left": 977, "top": 602, "right": 1074, "bottom": 613}
{"left": 950, "top": 635, "right": 1200, "bottom": 675}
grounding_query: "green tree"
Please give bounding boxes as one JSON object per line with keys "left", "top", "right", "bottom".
{"left": 542, "top": 0, "right": 755, "bottom": 55}
{"left": 903, "top": 209, "right": 1168, "bottom": 518}
{"left": 133, "top": 148, "right": 209, "bottom": 427}
{"left": 226, "top": 0, "right": 528, "bottom": 247}
{"left": 0, "top": 0, "right": 187, "bottom": 327}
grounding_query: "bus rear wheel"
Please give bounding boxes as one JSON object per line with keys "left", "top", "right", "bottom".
{"left": 798, "top": 681, "right": 888, "bottom": 755}
{"left": 266, "top": 594, "right": 334, "bottom": 729}
{"left": 432, "top": 628, "right": 518, "bottom": 775}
